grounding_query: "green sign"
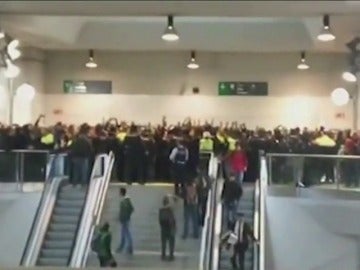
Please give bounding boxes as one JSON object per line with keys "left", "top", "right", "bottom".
{"left": 218, "top": 82, "right": 268, "bottom": 96}
{"left": 63, "top": 80, "right": 112, "bottom": 94}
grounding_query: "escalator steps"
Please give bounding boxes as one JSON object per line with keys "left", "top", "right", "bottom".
{"left": 36, "top": 185, "right": 87, "bottom": 266}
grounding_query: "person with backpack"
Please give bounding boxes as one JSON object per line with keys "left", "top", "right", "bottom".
{"left": 116, "top": 187, "right": 134, "bottom": 255}
{"left": 182, "top": 180, "right": 199, "bottom": 239}
{"left": 169, "top": 138, "right": 189, "bottom": 197}
{"left": 221, "top": 213, "right": 258, "bottom": 270}
{"left": 159, "top": 195, "right": 176, "bottom": 261}
{"left": 221, "top": 175, "right": 243, "bottom": 230}
{"left": 93, "top": 222, "right": 117, "bottom": 267}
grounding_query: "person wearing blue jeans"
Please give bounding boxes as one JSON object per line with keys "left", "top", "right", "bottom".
{"left": 117, "top": 187, "right": 134, "bottom": 254}
{"left": 182, "top": 181, "right": 199, "bottom": 239}
{"left": 71, "top": 157, "right": 89, "bottom": 185}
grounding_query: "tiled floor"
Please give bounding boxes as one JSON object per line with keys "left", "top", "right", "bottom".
{"left": 87, "top": 184, "right": 201, "bottom": 269}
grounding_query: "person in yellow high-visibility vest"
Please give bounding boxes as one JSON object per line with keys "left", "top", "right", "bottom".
{"left": 40, "top": 130, "right": 55, "bottom": 150}
{"left": 199, "top": 131, "right": 214, "bottom": 154}
{"left": 199, "top": 131, "right": 214, "bottom": 175}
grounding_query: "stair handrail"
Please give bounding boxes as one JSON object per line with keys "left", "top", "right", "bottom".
{"left": 199, "top": 153, "right": 219, "bottom": 270}
{"left": 81, "top": 151, "right": 114, "bottom": 267}
{"left": 258, "top": 156, "right": 268, "bottom": 270}
{"left": 21, "top": 153, "right": 68, "bottom": 266}
{"left": 253, "top": 179, "right": 260, "bottom": 270}
{"left": 69, "top": 152, "right": 114, "bottom": 267}
{"left": 212, "top": 160, "right": 224, "bottom": 270}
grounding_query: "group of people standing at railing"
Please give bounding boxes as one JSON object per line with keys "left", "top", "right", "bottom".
{"left": 1, "top": 115, "right": 360, "bottom": 187}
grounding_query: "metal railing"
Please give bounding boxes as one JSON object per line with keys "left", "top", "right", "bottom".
{"left": 199, "top": 153, "right": 219, "bottom": 270}
{"left": 266, "top": 153, "right": 360, "bottom": 191}
{"left": 258, "top": 156, "right": 268, "bottom": 270}
{"left": 21, "top": 153, "right": 69, "bottom": 266}
{"left": 70, "top": 152, "right": 115, "bottom": 267}
{"left": 0, "top": 149, "right": 51, "bottom": 191}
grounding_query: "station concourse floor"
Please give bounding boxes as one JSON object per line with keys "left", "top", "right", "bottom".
{"left": 86, "top": 183, "right": 201, "bottom": 269}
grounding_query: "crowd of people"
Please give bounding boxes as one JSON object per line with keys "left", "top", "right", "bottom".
{"left": 1, "top": 115, "right": 360, "bottom": 187}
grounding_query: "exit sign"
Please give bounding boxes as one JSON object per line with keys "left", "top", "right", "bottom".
{"left": 218, "top": 82, "right": 268, "bottom": 96}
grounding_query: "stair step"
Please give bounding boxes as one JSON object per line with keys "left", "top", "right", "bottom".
{"left": 41, "top": 248, "right": 71, "bottom": 258}
{"left": 53, "top": 206, "right": 83, "bottom": 216}
{"left": 49, "top": 223, "right": 78, "bottom": 232}
{"left": 52, "top": 214, "right": 79, "bottom": 224}
{"left": 46, "top": 231, "right": 75, "bottom": 241}
{"left": 43, "top": 240, "right": 73, "bottom": 249}
{"left": 57, "top": 199, "right": 84, "bottom": 208}
{"left": 37, "top": 257, "right": 68, "bottom": 266}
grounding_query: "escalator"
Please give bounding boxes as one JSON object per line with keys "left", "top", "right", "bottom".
{"left": 218, "top": 185, "right": 256, "bottom": 270}
{"left": 36, "top": 184, "right": 87, "bottom": 266}
{"left": 21, "top": 152, "right": 114, "bottom": 268}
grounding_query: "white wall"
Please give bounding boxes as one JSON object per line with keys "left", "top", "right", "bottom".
{"left": 265, "top": 196, "right": 360, "bottom": 270}
{"left": 45, "top": 51, "right": 350, "bottom": 96}
{"left": 41, "top": 51, "right": 354, "bottom": 128}
{"left": 41, "top": 94, "right": 352, "bottom": 129}
{"left": 1, "top": 50, "right": 355, "bottom": 128}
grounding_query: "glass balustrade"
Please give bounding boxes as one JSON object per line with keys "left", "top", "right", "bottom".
{"left": 267, "top": 153, "right": 360, "bottom": 191}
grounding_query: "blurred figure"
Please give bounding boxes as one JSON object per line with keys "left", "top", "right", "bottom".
{"left": 123, "top": 124, "right": 145, "bottom": 184}
{"left": 224, "top": 213, "right": 257, "bottom": 270}
{"left": 96, "top": 222, "right": 117, "bottom": 267}
{"left": 222, "top": 175, "right": 243, "bottom": 230}
{"left": 69, "top": 124, "right": 93, "bottom": 186}
{"left": 159, "top": 195, "right": 176, "bottom": 261}
{"left": 230, "top": 142, "right": 248, "bottom": 186}
{"left": 117, "top": 187, "right": 134, "bottom": 255}
{"left": 169, "top": 138, "right": 189, "bottom": 197}
{"left": 182, "top": 180, "right": 199, "bottom": 239}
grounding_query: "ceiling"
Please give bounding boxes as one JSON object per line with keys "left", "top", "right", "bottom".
{"left": 0, "top": 1, "right": 360, "bottom": 52}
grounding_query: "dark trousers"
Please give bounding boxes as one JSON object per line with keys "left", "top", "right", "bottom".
{"left": 183, "top": 204, "right": 199, "bottom": 238}
{"left": 161, "top": 230, "right": 175, "bottom": 258}
{"left": 71, "top": 157, "right": 89, "bottom": 185}
{"left": 124, "top": 159, "right": 142, "bottom": 184}
{"left": 232, "top": 244, "right": 247, "bottom": 270}
{"left": 173, "top": 165, "right": 186, "bottom": 197}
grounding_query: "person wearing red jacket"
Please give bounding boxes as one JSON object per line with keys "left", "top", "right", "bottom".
{"left": 230, "top": 142, "right": 248, "bottom": 186}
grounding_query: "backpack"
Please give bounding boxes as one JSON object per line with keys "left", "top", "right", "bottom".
{"left": 159, "top": 208, "right": 174, "bottom": 229}
{"left": 91, "top": 232, "right": 101, "bottom": 253}
{"left": 174, "top": 146, "right": 187, "bottom": 165}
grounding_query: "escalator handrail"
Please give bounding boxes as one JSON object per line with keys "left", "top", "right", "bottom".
{"left": 80, "top": 152, "right": 115, "bottom": 267}
{"left": 22, "top": 176, "right": 68, "bottom": 266}
{"left": 69, "top": 152, "right": 114, "bottom": 267}
{"left": 69, "top": 153, "right": 109, "bottom": 266}
{"left": 258, "top": 156, "right": 268, "bottom": 270}
{"left": 199, "top": 153, "right": 218, "bottom": 270}
{"left": 20, "top": 154, "right": 55, "bottom": 265}
{"left": 20, "top": 153, "right": 68, "bottom": 266}
{"left": 212, "top": 162, "right": 224, "bottom": 270}
{"left": 253, "top": 179, "right": 260, "bottom": 270}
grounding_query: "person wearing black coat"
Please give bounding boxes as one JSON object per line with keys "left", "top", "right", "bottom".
{"left": 221, "top": 176, "right": 243, "bottom": 229}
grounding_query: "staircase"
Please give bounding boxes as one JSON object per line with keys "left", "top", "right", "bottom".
{"left": 36, "top": 185, "right": 87, "bottom": 266}
{"left": 219, "top": 184, "right": 255, "bottom": 270}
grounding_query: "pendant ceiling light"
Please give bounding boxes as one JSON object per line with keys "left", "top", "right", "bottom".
{"left": 161, "top": 15, "right": 179, "bottom": 42}
{"left": 297, "top": 51, "right": 309, "bottom": 70}
{"left": 85, "top": 49, "right": 97, "bottom": 68}
{"left": 187, "top": 51, "right": 199, "bottom": 69}
{"left": 317, "top": 15, "right": 336, "bottom": 42}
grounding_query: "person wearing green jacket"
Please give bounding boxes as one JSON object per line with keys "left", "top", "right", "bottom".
{"left": 116, "top": 187, "right": 134, "bottom": 254}
{"left": 97, "top": 222, "right": 116, "bottom": 267}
